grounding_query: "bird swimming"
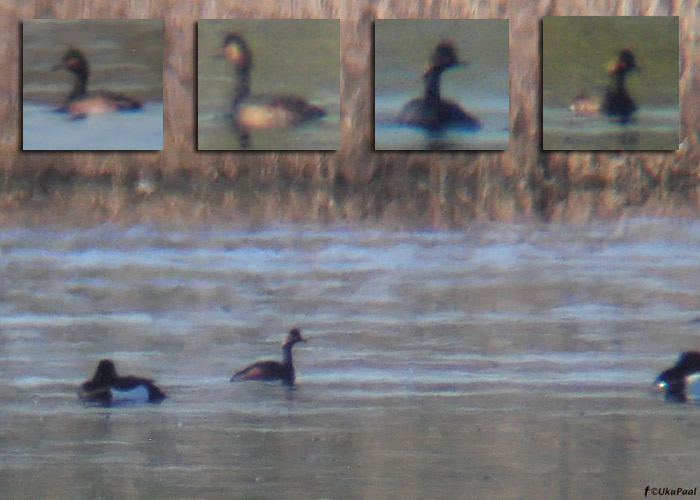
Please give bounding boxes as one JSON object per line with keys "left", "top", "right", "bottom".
{"left": 221, "top": 33, "right": 326, "bottom": 149}
{"left": 569, "top": 49, "right": 639, "bottom": 124}
{"left": 53, "top": 48, "right": 142, "bottom": 119}
{"left": 230, "top": 328, "right": 306, "bottom": 386}
{"left": 654, "top": 351, "right": 700, "bottom": 403}
{"left": 397, "top": 41, "right": 482, "bottom": 133}
{"left": 78, "top": 359, "right": 166, "bottom": 406}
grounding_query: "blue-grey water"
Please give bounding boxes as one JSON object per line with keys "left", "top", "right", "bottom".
{"left": 2, "top": 220, "right": 700, "bottom": 499}
{"left": 22, "top": 103, "right": 164, "bottom": 150}
{"left": 543, "top": 107, "right": 680, "bottom": 150}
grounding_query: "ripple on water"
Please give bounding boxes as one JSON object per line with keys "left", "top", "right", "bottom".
{"left": 2, "top": 220, "right": 700, "bottom": 498}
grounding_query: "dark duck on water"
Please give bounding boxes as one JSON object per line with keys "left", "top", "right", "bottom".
{"left": 397, "top": 41, "right": 482, "bottom": 133}
{"left": 78, "top": 359, "right": 166, "bottom": 406}
{"left": 53, "top": 48, "right": 142, "bottom": 119}
{"left": 654, "top": 351, "right": 700, "bottom": 403}
{"left": 222, "top": 33, "right": 326, "bottom": 149}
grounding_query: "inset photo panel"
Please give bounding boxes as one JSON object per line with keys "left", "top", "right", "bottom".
{"left": 198, "top": 19, "right": 340, "bottom": 151}
{"left": 543, "top": 16, "right": 679, "bottom": 151}
{"left": 22, "top": 19, "right": 164, "bottom": 151}
{"left": 374, "top": 19, "right": 509, "bottom": 151}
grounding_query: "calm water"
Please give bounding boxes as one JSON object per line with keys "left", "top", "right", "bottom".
{"left": 543, "top": 107, "right": 679, "bottom": 151}
{"left": 22, "top": 103, "right": 164, "bottom": 151}
{"left": 2, "top": 220, "right": 700, "bottom": 499}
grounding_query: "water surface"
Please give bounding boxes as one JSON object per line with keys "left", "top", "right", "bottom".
{"left": 543, "top": 107, "right": 679, "bottom": 150}
{"left": 2, "top": 220, "right": 700, "bottom": 499}
{"left": 22, "top": 103, "right": 164, "bottom": 151}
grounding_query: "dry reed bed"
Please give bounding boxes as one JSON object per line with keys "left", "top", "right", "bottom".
{"left": 1, "top": 0, "right": 697, "bottom": 226}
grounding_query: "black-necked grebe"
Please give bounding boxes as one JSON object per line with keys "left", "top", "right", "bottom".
{"left": 654, "top": 351, "right": 700, "bottom": 403}
{"left": 397, "top": 41, "right": 481, "bottom": 133}
{"left": 78, "top": 359, "right": 166, "bottom": 406}
{"left": 222, "top": 33, "right": 326, "bottom": 149}
{"left": 230, "top": 328, "right": 306, "bottom": 385}
{"left": 53, "top": 48, "right": 142, "bottom": 118}
{"left": 569, "top": 49, "right": 639, "bottom": 124}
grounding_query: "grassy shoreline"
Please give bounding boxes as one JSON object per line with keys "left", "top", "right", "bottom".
{"left": 2, "top": 158, "right": 698, "bottom": 227}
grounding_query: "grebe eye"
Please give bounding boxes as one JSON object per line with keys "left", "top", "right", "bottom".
{"left": 224, "top": 44, "right": 246, "bottom": 64}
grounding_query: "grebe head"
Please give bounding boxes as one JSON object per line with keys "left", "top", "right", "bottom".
{"left": 426, "top": 41, "right": 465, "bottom": 75}
{"left": 53, "top": 48, "right": 89, "bottom": 79}
{"left": 610, "top": 49, "right": 638, "bottom": 75}
{"left": 222, "top": 33, "right": 252, "bottom": 71}
{"left": 284, "top": 328, "right": 306, "bottom": 346}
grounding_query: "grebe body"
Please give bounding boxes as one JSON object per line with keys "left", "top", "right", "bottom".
{"left": 53, "top": 48, "right": 142, "bottom": 118}
{"left": 231, "top": 329, "right": 306, "bottom": 386}
{"left": 397, "top": 41, "right": 481, "bottom": 133}
{"left": 570, "top": 49, "right": 639, "bottom": 124}
{"left": 222, "top": 34, "right": 326, "bottom": 148}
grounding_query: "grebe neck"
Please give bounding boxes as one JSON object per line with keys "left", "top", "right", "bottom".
{"left": 69, "top": 73, "right": 88, "bottom": 100}
{"left": 611, "top": 68, "right": 628, "bottom": 93}
{"left": 423, "top": 66, "right": 444, "bottom": 106}
{"left": 233, "top": 66, "right": 250, "bottom": 107}
{"left": 282, "top": 342, "right": 295, "bottom": 367}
